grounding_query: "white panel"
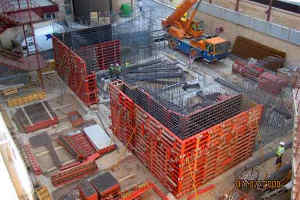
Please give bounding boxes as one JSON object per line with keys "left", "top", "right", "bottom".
{"left": 252, "top": 18, "right": 267, "bottom": 33}
{"left": 84, "top": 124, "right": 113, "bottom": 150}
{"left": 231, "top": 11, "right": 241, "bottom": 25}
{"left": 223, "top": 8, "right": 233, "bottom": 21}
{"left": 290, "top": 29, "right": 300, "bottom": 45}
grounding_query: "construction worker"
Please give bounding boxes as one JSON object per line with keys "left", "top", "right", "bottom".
{"left": 275, "top": 141, "right": 285, "bottom": 170}
{"left": 180, "top": 12, "right": 188, "bottom": 22}
{"left": 138, "top": 0, "right": 143, "bottom": 13}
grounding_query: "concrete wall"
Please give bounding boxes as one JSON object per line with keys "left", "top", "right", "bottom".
{"left": 202, "top": 0, "right": 300, "bottom": 29}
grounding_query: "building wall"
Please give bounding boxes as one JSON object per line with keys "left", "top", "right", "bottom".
{"left": 52, "top": 0, "right": 135, "bottom": 21}
{"left": 202, "top": 0, "right": 300, "bottom": 29}
{"left": 0, "top": 114, "right": 34, "bottom": 200}
{"left": 72, "top": 0, "right": 110, "bottom": 20}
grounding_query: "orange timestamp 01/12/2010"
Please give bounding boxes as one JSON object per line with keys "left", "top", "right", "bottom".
{"left": 235, "top": 179, "right": 281, "bottom": 190}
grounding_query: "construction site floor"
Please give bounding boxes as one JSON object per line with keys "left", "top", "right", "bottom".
{"left": 95, "top": 51, "right": 293, "bottom": 199}
{"left": 0, "top": 52, "right": 293, "bottom": 200}
{"left": 0, "top": 0, "right": 294, "bottom": 198}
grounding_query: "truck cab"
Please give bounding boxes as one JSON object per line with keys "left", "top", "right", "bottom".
{"left": 189, "top": 36, "right": 230, "bottom": 62}
{"left": 204, "top": 37, "right": 230, "bottom": 60}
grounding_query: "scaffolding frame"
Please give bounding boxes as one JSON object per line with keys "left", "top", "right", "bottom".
{"left": 0, "top": 0, "right": 45, "bottom": 87}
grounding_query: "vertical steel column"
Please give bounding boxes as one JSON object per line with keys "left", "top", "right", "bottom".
{"left": 235, "top": 0, "right": 240, "bottom": 11}
{"left": 266, "top": 0, "right": 273, "bottom": 21}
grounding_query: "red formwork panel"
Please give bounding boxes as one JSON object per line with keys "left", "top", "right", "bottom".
{"left": 96, "top": 40, "right": 121, "bottom": 70}
{"left": 76, "top": 40, "right": 121, "bottom": 71}
{"left": 52, "top": 37, "right": 98, "bottom": 106}
{"left": 24, "top": 117, "right": 59, "bottom": 133}
{"left": 109, "top": 80, "right": 263, "bottom": 198}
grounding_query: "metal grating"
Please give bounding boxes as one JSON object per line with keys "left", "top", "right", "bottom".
{"left": 78, "top": 180, "right": 97, "bottom": 197}
{"left": 90, "top": 172, "right": 119, "bottom": 193}
{"left": 121, "top": 83, "right": 242, "bottom": 139}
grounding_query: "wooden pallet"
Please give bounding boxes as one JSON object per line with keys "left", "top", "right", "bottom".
{"left": 36, "top": 186, "right": 51, "bottom": 200}
{"left": 2, "top": 88, "right": 18, "bottom": 96}
{"left": 7, "top": 91, "right": 46, "bottom": 107}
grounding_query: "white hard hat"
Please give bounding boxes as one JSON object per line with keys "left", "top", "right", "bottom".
{"left": 280, "top": 141, "right": 285, "bottom": 146}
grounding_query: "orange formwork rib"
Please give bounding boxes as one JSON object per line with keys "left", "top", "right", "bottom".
{"left": 109, "top": 80, "right": 263, "bottom": 198}
{"left": 122, "top": 181, "right": 168, "bottom": 200}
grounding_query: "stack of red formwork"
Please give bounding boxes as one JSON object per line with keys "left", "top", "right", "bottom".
{"left": 90, "top": 172, "right": 121, "bottom": 200}
{"left": 109, "top": 80, "right": 263, "bottom": 198}
{"left": 58, "top": 133, "right": 96, "bottom": 160}
{"left": 232, "top": 59, "right": 264, "bottom": 81}
{"left": 23, "top": 144, "right": 43, "bottom": 175}
{"left": 258, "top": 72, "right": 289, "bottom": 95}
{"left": 51, "top": 161, "right": 98, "bottom": 187}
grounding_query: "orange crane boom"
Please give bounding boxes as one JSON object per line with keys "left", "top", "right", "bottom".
{"left": 162, "top": 0, "right": 197, "bottom": 28}
{"left": 184, "top": 0, "right": 202, "bottom": 32}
